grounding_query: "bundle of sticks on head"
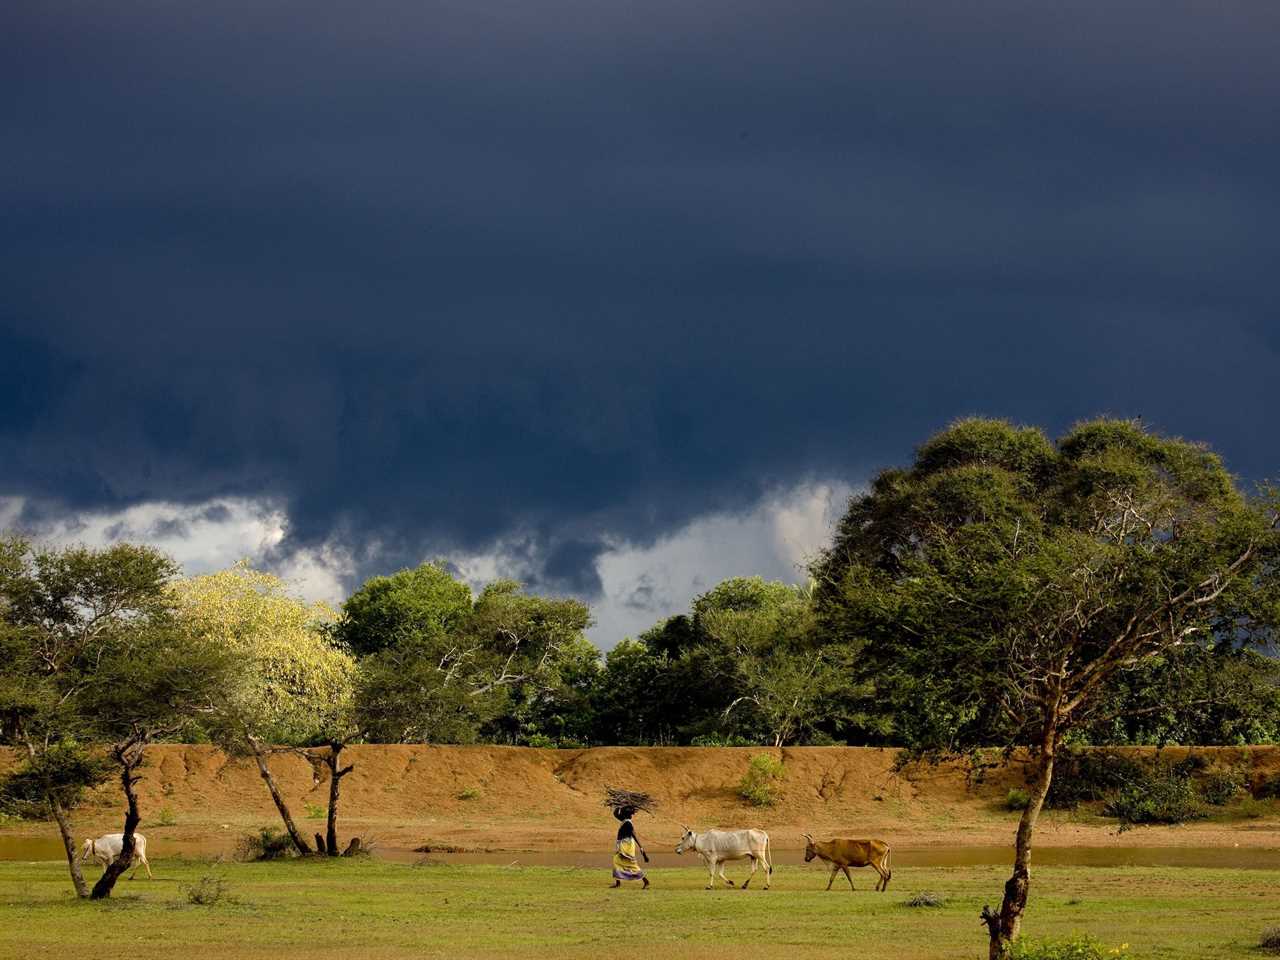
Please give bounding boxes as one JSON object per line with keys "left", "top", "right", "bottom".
{"left": 603, "top": 786, "right": 657, "bottom": 819}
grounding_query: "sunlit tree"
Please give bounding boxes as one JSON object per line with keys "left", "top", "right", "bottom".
{"left": 172, "top": 563, "right": 355, "bottom": 856}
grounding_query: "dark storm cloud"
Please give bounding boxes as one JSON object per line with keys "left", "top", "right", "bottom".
{"left": 2, "top": 0, "right": 1278, "bottom": 593}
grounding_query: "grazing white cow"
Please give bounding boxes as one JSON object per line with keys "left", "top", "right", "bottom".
{"left": 675, "top": 826, "right": 772, "bottom": 889}
{"left": 79, "top": 833, "right": 153, "bottom": 879}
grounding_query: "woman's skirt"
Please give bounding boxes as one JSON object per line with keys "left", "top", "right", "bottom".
{"left": 612, "top": 838, "right": 645, "bottom": 881}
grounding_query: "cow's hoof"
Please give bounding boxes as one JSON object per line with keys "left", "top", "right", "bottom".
{"left": 705, "top": 885, "right": 714, "bottom": 890}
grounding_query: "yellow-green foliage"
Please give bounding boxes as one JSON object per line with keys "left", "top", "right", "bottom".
{"left": 739, "top": 753, "right": 784, "bottom": 806}
{"left": 171, "top": 562, "right": 356, "bottom": 745}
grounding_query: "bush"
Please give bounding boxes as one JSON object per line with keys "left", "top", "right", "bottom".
{"left": 1046, "top": 749, "right": 1146, "bottom": 809}
{"left": 902, "top": 891, "right": 944, "bottom": 908}
{"left": 1237, "top": 796, "right": 1270, "bottom": 819}
{"left": 237, "top": 827, "right": 295, "bottom": 861}
{"left": 1198, "top": 771, "right": 1245, "bottom": 806}
{"left": 1256, "top": 775, "right": 1280, "bottom": 800}
{"left": 1103, "top": 764, "right": 1204, "bottom": 830}
{"left": 1260, "top": 927, "right": 1280, "bottom": 955}
{"left": 154, "top": 805, "right": 178, "bottom": 826}
{"left": 457, "top": 787, "right": 482, "bottom": 801}
{"left": 182, "top": 875, "right": 234, "bottom": 905}
{"left": 1005, "top": 788, "right": 1031, "bottom": 811}
{"left": 1007, "top": 934, "right": 1129, "bottom": 959}
{"left": 304, "top": 802, "right": 326, "bottom": 820}
{"left": 739, "top": 754, "right": 784, "bottom": 807}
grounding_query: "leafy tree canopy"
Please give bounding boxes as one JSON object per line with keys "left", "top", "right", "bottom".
{"left": 334, "top": 561, "right": 472, "bottom": 657}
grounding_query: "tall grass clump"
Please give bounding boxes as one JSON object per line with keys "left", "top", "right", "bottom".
{"left": 182, "top": 875, "right": 234, "bottom": 905}
{"left": 238, "top": 827, "right": 294, "bottom": 861}
{"left": 1260, "top": 927, "right": 1280, "bottom": 955}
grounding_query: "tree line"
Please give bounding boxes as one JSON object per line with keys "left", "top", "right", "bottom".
{"left": 3, "top": 416, "right": 1279, "bottom": 956}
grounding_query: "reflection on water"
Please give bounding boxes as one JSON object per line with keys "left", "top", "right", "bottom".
{"left": 1, "top": 836, "right": 1275, "bottom": 870}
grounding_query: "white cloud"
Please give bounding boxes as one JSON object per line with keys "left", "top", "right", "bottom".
{"left": 1, "top": 478, "right": 854, "bottom": 649}
{"left": 587, "top": 480, "right": 852, "bottom": 649}
{"left": 442, "top": 479, "right": 854, "bottom": 648}
{"left": 0, "top": 495, "right": 352, "bottom": 604}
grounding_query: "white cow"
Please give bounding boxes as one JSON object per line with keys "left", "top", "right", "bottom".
{"left": 675, "top": 826, "right": 772, "bottom": 889}
{"left": 79, "top": 833, "right": 153, "bottom": 879}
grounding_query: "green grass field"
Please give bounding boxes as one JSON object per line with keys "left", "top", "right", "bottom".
{"left": 0, "top": 858, "right": 1276, "bottom": 960}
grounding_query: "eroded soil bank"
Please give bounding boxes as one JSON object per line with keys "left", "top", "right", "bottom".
{"left": 3, "top": 744, "right": 1278, "bottom": 854}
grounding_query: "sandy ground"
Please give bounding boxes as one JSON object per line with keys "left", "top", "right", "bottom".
{"left": 3, "top": 744, "right": 1279, "bottom": 852}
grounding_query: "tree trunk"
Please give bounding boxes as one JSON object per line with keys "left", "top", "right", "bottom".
{"left": 323, "top": 743, "right": 354, "bottom": 858}
{"left": 90, "top": 741, "right": 144, "bottom": 900}
{"left": 48, "top": 795, "right": 89, "bottom": 899}
{"left": 982, "top": 714, "right": 1060, "bottom": 959}
{"left": 248, "top": 737, "right": 311, "bottom": 856}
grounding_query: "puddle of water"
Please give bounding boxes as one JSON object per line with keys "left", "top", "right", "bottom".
{"left": 2, "top": 836, "right": 1275, "bottom": 870}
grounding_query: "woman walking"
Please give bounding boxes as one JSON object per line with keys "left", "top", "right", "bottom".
{"left": 611, "top": 806, "right": 650, "bottom": 889}
{"left": 603, "top": 788, "right": 656, "bottom": 890}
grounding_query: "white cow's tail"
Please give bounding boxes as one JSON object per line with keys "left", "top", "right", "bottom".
{"left": 766, "top": 834, "right": 773, "bottom": 876}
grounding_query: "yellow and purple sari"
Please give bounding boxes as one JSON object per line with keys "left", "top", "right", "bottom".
{"left": 612, "top": 820, "right": 645, "bottom": 881}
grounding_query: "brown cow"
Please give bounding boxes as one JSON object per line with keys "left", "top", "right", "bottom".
{"left": 801, "top": 834, "right": 892, "bottom": 891}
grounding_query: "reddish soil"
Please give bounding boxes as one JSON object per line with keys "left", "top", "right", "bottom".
{"left": 4, "top": 744, "right": 1279, "bottom": 852}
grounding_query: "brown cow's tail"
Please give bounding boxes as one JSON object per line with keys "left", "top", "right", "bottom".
{"left": 885, "top": 844, "right": 893, "bottom": 888}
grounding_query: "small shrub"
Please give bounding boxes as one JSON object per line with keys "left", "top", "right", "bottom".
{"left": 304, "top": 802, "right": 326, "bottom": 820}
{"left": 237, "top": 827, "right": 294, "bottom": 861}
{"left": 1103, "top": 764, "right": 1204, "bottom": 830}
{"left": 1005, "top": 788, "right": 1031, "bottom": 811}
{"left": 1260, "top": 926, "right": 1280, "bottom": 955}
{"left": 457, "top": 787, "right": 482, "bottom": 801}
{"left": 526, "top": 733, "right": 557, "bottom": 748}
{"left": 154, "top": 805, "right": 178, "bottom": 827}
{"left": 1237, "top": 796, "right": 1269, "bottom": 819}
{"left": 739, "top": 754, "right": 784, "bottom": 807}
{"left": 1006, "top": 934, "right": 1129, "bottom": 959}
{"left": 902, "top": 891, "right": 944, "bottom": 908}
{"left": 1198, "top": 771, "right": 1244, "bottom": 806}
{"left": 182, "top": 875, "right": 233, "bottom": 905}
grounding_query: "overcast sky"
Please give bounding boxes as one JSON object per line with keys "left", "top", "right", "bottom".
{"left": 3, "top": 2, "right": 1278, "bottom": 646}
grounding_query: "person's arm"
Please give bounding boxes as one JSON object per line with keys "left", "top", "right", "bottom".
{"left": 635, "top": 833, "right": 649, "bottom": 863}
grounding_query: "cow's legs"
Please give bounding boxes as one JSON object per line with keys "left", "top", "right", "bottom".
{"left": 706, "top": 859, "right": 717, "bottom": 889}
{"left": 841, "top": 866, "right": 856, "bottom": 892}
{"left": 825, "top": 864, "right": 838, "bottom": 891}
{"left": 742, "top": 856, "right": 757, "bottom": 889}
{"left": 718, "top": 861, "right": 735, "bottom": 887}
{"left": 138, "top": 853, "right": 153, "bottom": 880}
{"left": 873, "top": 861, "right": 889, "bottom": 891}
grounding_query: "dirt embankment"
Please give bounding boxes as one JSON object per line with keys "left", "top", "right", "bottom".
{"left": 4, "top": 745, "right": 1280, "bottom": 852}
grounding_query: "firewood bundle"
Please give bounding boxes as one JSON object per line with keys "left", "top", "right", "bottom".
{"left": 602, "top": 786, "right": 657, "bottom": 817}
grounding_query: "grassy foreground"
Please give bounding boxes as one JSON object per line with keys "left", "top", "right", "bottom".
{"left": 0, "top": 858, "right": 1276, "bottom": 960}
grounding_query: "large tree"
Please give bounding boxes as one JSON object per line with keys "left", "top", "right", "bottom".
{"left": 700, "top": 582, "right": 851, "bottom": 747}
{"left": 0, "top": 539, "right": 237, "bottom": 898}
{"left": 813, "top": 418, "right": 1280, "bottom": 958}
{"left": 171, "top": 563, "right": 356, "bottom": 856}
{"left": 354, "top": 575, "right": 594, "bottom": 746}
{"left": 334, "top": 561, "right": 472, "bottom": 657}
